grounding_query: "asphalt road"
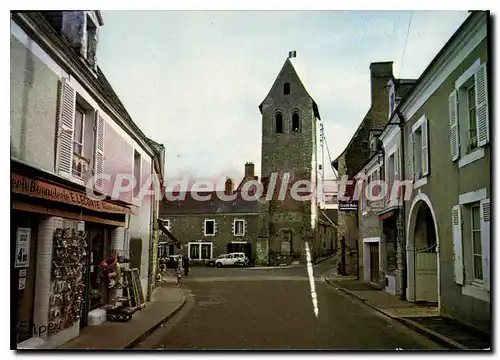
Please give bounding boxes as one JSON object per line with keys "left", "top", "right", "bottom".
{"left": 134, "top": 260, "right": 443, "bottom": 350}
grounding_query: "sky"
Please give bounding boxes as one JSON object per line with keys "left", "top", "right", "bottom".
{"left": 96, "top": 10, "right": 469, "bottom": 188}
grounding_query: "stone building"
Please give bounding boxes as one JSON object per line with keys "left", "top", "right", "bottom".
{"left": 256, "top": 58, "right": 322, "bottom": 265}
{"left": 332, "top": 62, "right": 395, "bottom": 276}
{"left": 159, "top": 163, "right": 259, "bottom": 265}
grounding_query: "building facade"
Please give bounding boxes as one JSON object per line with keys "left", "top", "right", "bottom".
{"left": 399, "top": 11, "right": 490, "bottom": 332}
{"left": 11, "top": 11, "right": 164, "bottom": 348}
{"left": 159, "top": 165, "right": 259, "bottom": 264}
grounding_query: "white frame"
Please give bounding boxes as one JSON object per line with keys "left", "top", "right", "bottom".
{"left": 71, "top": 104, "right": 87, "bottom": 179}
{"left": 204, "top": 219, "right": 216, "bottom": 236}
{"left": 233, "top": 219, "right": 245, "bottom": 236}
{"left": 411, "top": 115, "right": 427, "bottom": 184}
{"left": 188, "top": 241, "right": 213, "bottom": 261}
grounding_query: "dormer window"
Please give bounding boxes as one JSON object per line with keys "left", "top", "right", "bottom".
{"left": 284, "top": 83, "right": 290, "bottom": 95}
{"left": 61, "top": 11, "right": 100, "bottom": 69}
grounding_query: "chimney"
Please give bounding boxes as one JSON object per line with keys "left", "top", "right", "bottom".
{"left": 369, "top": 62, "right": 393, "bottom": 104}
{"left": 245, "top": 162, "right": 255, "bottom": 178}
{"left": 224, "top": 177, "right": 234, "bottom": 196}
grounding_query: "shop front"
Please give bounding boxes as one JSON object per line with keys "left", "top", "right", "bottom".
{"left": 12, "top": 168, "right": 133, "bottom": 349}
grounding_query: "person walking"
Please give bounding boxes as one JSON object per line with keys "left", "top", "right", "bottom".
{"left": 183, "top": 255, "right": 190, "bottom": 277}
{"left": 176, "top": 256, "right": 184, "bottom": 288}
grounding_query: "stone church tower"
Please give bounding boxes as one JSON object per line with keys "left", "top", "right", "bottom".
{"left": 255, "top": 57, "right": 321, "bottom": 265}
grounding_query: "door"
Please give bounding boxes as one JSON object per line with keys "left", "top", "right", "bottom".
{"left": 369, "top": 243, "right": 380, "bottom": 283}
{"left": 415, "top": 252, "right": 438, "bottom": 303}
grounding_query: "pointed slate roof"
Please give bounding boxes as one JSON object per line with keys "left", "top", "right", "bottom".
{"left": 259, "top": 58, "right": 321, "bottom": 120}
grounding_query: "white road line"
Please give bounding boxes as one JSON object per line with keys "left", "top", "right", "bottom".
{"left": 305, "top": 242, "right": 319, "bottom": 318}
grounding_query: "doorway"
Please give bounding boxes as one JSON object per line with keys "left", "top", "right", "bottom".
{"left": 369, "top": 242, "right": 380, "bottom": 283}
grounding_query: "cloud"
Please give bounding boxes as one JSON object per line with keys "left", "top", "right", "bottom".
{"left": 97, "top": 10, "right": 469, "bottom": 183}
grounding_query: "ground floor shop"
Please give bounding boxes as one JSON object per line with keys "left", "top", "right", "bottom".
{"left": 11, "top": 167, "right": 146, "bottom": 349}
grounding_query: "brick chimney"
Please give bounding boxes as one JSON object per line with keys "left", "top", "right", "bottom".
{"left": 369, "top": 61, "right": 394, "bottom": 128}
{"left": 245, "top": 162, "right": 255, "bottom": 178}
{"left": 224, "top": 177, "right": 234, "bottom": 195}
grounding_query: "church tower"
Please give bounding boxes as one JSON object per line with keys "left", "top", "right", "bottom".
{"left": 256, "top": 56, "right": 321, "bottom": 265}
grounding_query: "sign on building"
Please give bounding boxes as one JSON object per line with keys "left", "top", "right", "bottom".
{"left": 15, "top": 228, "right": 31, "bottom": 268}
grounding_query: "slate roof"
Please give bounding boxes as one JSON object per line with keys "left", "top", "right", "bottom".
{"left": 160, "top": 191, "right": 259, "bottom": 215}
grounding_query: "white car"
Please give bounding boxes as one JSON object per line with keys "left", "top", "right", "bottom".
{"left": 215, "top": 252, "right": 249, "bottom": 267}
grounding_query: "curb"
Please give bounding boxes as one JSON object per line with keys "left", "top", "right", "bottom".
{"left": 324, "top": 278, "right": 468, "bottom": 350}
{"left": 313, "top": 254, "right": 336, "bottom": 265}
{"left": 124, "top": 288, "right": 187, "bottom": 349}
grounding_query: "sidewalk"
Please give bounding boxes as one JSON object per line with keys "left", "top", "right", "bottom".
{"left": 325, "top": 276, "right": 490, "bottom": 350}
{"left": 58, "top": 277, "right": 186, "bottom": 349}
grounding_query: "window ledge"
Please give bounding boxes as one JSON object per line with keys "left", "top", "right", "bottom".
{"left": 413, "top": 176, "right": 428, "bottom": 190}
{"left": 204, "top": 234, "right": 215, "bottom": 237}
{"left": 458, "top": 147, "right": 485, "bottom": 168}
{"left": 462, "top": 283, "right": 490, "bottom": 302}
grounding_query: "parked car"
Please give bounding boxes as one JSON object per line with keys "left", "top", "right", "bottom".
{"left": 215, "top": 252, "right": 249, "bottom": 267}
{"left": 205, "top": 254, "right": 227, "bottom": 267}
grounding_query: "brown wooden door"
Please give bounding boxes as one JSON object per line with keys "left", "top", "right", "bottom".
{"left": 369, "top": 243, "right": 380, "bottom": 283}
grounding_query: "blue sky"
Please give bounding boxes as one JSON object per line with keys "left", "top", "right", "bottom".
{"left": 96, "top": 10, "right": 469, "bottom": 186}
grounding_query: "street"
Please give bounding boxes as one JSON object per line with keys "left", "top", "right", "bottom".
{"left": 134, "top": 260, "right": 442, "bottom": 350}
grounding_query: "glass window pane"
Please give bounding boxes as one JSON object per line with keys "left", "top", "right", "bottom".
{"left": 472, "top": 206, "right": 480, "bottom": 230}
{"left": 473, "top": 232, "right": 482, "bottom": 255}
{"left": 201, "top": 244, "right": 211, "bottom": 260}
{"left": 74, "top": 109, "right": 84, "bottom": 143}
{"left": 190, "top": 244, "right": 199, "bottom": 260}
{"left": 474, "top": 255, "right": 483, "bottom": 280}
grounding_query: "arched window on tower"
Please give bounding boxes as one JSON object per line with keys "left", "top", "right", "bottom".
{"left": 284, "top": 83, "right": 290, "bottom": 95}
{"left": 275, "top": 113, "right": 283, "bottom": 133}
{"left": 292, "top": 113, "right": 300, "bottom": 132}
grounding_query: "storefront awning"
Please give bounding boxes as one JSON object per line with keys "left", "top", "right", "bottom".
{"left": 158, "top": 219, "right": 181, "bottom": 249}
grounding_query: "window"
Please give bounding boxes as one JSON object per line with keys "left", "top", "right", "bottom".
{"left": 204, "top": 219, "right": 216, "bottom": 236}
{"left": 452, "top": 196, "right": 490, "bottom": 298}
{"left": 471, "top": 204, "right": 483, "bottom": 281}
{"left": 189, "top": 242, "right": 213, "bottom": 260}
{"left": 234, "top": 219, "right": 245, "bottom": 236}
{"left": 284, "top": 83, "right": 290, "bottom": 95}
{"left": 161, "top": 219, "right": 171, "bottom": 230}
{"left": 410, "top": 115, "right": 429, "bottom": 182}
{"left": 133, "top": 150, "right": 141, "bottom": 198}
{"left": 292, "top": 113, "right": 300, "bottom": 132}
{"left": 71, "top": 106, "right": 87, "bottom": 178}
{"left": 275, "top": 113, "right": 283, "bottom": 133}
{"left": 450, "top": 61, "right": 489, "bottom": 162}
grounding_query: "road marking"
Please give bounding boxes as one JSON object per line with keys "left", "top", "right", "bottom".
{"left": 305, "top": 242, "right": 319, "bottom": 318}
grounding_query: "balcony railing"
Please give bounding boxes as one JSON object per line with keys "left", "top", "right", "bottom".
{"left": 72, "top": 152, "right": 91, "bottom": 179}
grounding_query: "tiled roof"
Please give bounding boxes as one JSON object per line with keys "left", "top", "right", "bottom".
{"left": 160, "top": 191, "right": 259, "bottom": 215}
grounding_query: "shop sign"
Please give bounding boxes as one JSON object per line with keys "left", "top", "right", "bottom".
{"left": 338, "top": 201, "right": 358, "bottom": 212}
{"left": 378, "top": 211, "right": 394, "bottom": 220}
{"left": 15, "top": 228, "right": 31, "bottom": 268}
{"left": 18, "top": 278, "right": 26, "bottom": 290}
{"left": 12, "top": 173, "right": 134, "bottom": 215}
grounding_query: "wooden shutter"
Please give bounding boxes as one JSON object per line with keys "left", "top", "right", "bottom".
{"left": 214, "top": 221, "right": 218, "bottom": 235}
{"left": 202, "top": 220, "right": 206, "bottom": 236}
{"left": 480, "top": 198, "right": 490, "bottom": 291}
{"left": 449, "top": 90, "right": 459, "bottom": 161}
{"left": 474, "top": 63, "right": 490, "bottom": 147}
{"left": 232, "top": 221, "right": 236, "bottom": 236}
{"left": 94, "top": 111, "right": 105, "bottom": 191}
{"left": 452, "top": 205, "right": 464, "bottom": 285}
{"left": 409, "top": 132, "right": 414, "bottom": 182}
{"left": 421, "top": 117, "right": 429, "bottom": 176}
{"left": 56, "top": 78, "right": 76, "bottom": 177}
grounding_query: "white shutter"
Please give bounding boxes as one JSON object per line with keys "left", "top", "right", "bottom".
{"left": 409, "top": 132, "right": 414, "bottom": 182}
{"left": 480, "top": 198, "right": 490, "bottom": 291}
{"left": 244, "top": 220, "right": 248, "bottom": 236}
{"left": 232, "top": 221, "right": 236, "bottom": 236}
{"left": 202, "top": 220, "right": 206, "bottom": 236}
{"left": 421, "top": 118, "right": 429, "bottom": 176}
{"left": 474, "top": 63, "right": 489, "bottom": 147}
{"left": 56, "top": 78, "right": 76, "bottom": 177}
{"left": 214, "top": 221, "right": 218, "bottom": 235}
{"left": 452, "top": 205, "right": 464, "bottom": 285}
{"left": 94, "top": 111, "right": 105, "bottom": 191}
{"left": 449, "top": 90, "right": 459, "bottom": 161}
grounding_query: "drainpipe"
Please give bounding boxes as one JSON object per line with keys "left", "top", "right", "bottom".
{"left": 396, "top": 109, "right": 407, "bottom": 301}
